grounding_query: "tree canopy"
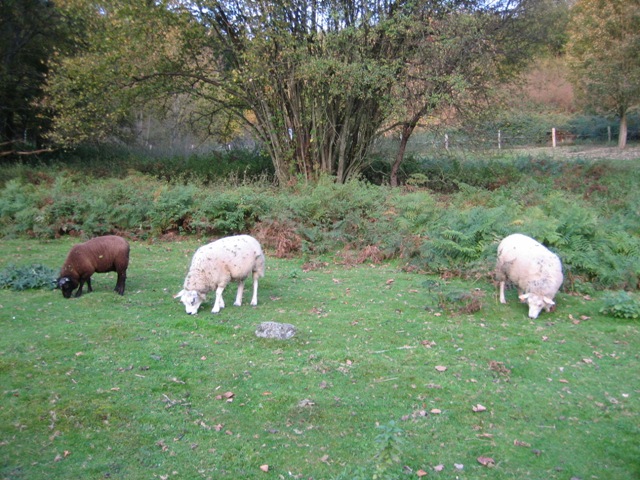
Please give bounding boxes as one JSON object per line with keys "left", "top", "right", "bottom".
{"left": 0, "top": 0, "right": 74, "bottom": 153}
{"left": 41, "top": 0, "right": 560, "bottom": 182}
{"left": 567, "top": 0, "right": 640, "bottom": 148}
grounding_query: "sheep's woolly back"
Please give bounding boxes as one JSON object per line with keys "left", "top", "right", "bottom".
{"left": 496, "top": 233, "right": 563, "bottom": 297}
{"left": 183, "top": 235, "right": 265, "bottom": 293}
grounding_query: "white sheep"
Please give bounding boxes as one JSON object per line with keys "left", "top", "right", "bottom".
{"left": 495, "top": 233, "right": 563, "bottom": 319}
{"left": 174, "top": 235, "right": 265, "bottom": 314}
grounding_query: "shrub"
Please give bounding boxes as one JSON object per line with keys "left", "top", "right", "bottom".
{"left": 192, "top": 187, "right": 271, "bottom": 235}
{"left": 600, "top": 291, "right": 640, "bottom": 319}
{"left": 1, "top": 151, "right": 639, "bottom": 293}
{"left": 0, "top": 264, "right": 58, "bottom": 290}
{"left": 149, "top": 184, "right": 197, "bottom": 233}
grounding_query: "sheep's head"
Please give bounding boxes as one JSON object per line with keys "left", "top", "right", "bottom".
{"left": 57, "top": 276, "right": 78, "bottom": 299}
{"left": 174, "top": 289, "right": 206, "bottom": 315}
{"left": 519, "top": 293, "right": 555, "bottom": 319}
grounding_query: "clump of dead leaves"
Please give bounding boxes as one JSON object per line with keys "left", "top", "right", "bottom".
{"left": 252, "top": 220, "right": 301, "bottom": 257}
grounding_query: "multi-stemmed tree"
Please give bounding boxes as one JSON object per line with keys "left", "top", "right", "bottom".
{"left": 45, "top": 0, "right": 558, "bottom": 183}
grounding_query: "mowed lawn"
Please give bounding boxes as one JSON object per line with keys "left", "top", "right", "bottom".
{"left": 1, "top": 237, "right": 639, "bottom": 479}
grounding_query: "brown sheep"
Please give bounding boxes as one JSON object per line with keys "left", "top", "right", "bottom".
{"left": 57, "top": 235, "right": 130, "bottom": 298}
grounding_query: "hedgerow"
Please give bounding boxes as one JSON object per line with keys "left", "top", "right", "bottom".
{"left": 1, "top": 154, "right": 639, "bottom": 291}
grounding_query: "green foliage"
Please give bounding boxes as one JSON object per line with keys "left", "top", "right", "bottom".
{"left": 192, "top": 188, "right": 269, "bottom": 235}
{"left": 480, "top": 109, "right": 572, "bottom": 146}
{"left": 0, "top": 263, "right": 57, "bottom": 290}
{"left": 567, "top": 0, "right": 640, "bottom": 118}
{"left": 149, "top": 184, "right": 197, "bottom": 234}
{"left": 565, "top": 114, "right": 640, "bottom": 142}
{"left": 372, "top": 421, "right": 405, "bottom": 480}
{"left": 600, "top": 291, "right": 640, "bottom": 319}
{"left": 0, "top": 0, "right": 75, "bottom": 149}
{"left": 1, "top": 150, "right": 640, "bottom": 291}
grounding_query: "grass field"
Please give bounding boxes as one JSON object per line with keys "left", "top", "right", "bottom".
{"left": 1, "top": 237, "right": 639, "bottom": 479}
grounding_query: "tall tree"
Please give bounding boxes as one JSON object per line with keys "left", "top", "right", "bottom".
{"left": 177, "top": 0, "right": 405, "bottom": 183}
{"left": 385, "top": 0, "right": 569, "bottom": 186}
{"left": 566, "top": 0, "right": 640, "bottom": 148}
{"left": 0, "top": 0, "right": 70, "bottom": 153}
{"left": 45, "top": 0, "right": 558, "bottom": 183}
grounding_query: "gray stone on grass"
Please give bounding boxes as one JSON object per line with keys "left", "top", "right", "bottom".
{"left": 255, "top": 322, "right": 296, "bottom": 340}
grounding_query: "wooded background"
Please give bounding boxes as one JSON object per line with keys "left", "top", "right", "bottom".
{"left": 1, "top": 0, "right": 639, "bottom": 184}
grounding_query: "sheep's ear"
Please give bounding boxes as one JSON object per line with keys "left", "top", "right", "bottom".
{"left": 519, "top": 293, "right": 530, "bottom": 301}
{"left": 174, "top": 290, "right": 185, "bottom": 299}
{"left": 56, "top": 277, "right": 68, "bottom": 289}
{"left": 543, "top": 296, "right": 555, "bottom": 306}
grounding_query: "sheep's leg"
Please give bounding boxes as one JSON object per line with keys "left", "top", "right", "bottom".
{"left": 86, "top": 277, "right": 92, "bottom": 293}
{"left": 212, "top": 286, "right": 226, "bottom": 313}
{"left": 115, "top": 272, "right": 126, "bottom": 295}
{"left": 250, "top": 273, "right": 259, "bottom": 306}
{"left": 499, "top": 281, "right": 506, "bottom": 304}
{"left": 75, "top": 279, "right": 87, "bottom": 297}
{"left": 234, "top": 280, "right": 244, "bottom": 307}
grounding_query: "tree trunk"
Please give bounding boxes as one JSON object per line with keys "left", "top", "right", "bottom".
{"left": 618, "top": 110, "right": 628, "bottom": 149}
{"left": 390, "top": 124, "right": 415, "bottom": 187}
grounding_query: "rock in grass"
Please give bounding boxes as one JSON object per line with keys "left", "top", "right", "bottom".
{"left": 255, "top": 322, "right": 296, "bottom": 340}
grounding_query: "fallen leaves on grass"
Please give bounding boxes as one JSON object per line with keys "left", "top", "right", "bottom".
{"left": 435, "top": 366, "right": 447, "bottom": 372}
{"left": 417, "top": 469, "right": 428, "bottom": 477}
{"left": 259, "top": 464, "right": 269, "bottom": 472}
{"left": 472, "top": 404, "right": 487, "bottom": 412}
{"left": 215, "top": 391, "right": 235, "bottom": 402}
{"left": 53, "top": 451, "right": 71, "bottom": 462}
{"left": 401, "top": 409, "right": 429, "bottom": 421}
{"left": 298, "top": 398, "right": 315, "bottom": 407}
{"left": 569, "top": 314, "right": 591, "bottom": 325}
{"left": 477, "top": 456, "right": 495, "bottom": 467}
{"left": 489, "top": 361, "right": 511, "bottom": 376}
{"left": 514, "top": 439, "right": 531, "bottom": 447}
{"left": 162, "top": 394, "right": 191, "bottom": 409}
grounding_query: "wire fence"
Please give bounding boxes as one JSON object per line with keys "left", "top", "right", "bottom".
{"left": 371, "top": 127, "right": 639, "bottom": 157}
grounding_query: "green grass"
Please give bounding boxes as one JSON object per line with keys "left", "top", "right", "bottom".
{"left": 1, "top": 238, "right": 639, "bottom": 479}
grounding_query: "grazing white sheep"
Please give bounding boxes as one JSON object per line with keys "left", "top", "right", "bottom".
{"left": 495, "top": 233, "right": 563, "bottom": 319}
{"left": 175, "top": 235, "right": 265, "bottom": 314}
